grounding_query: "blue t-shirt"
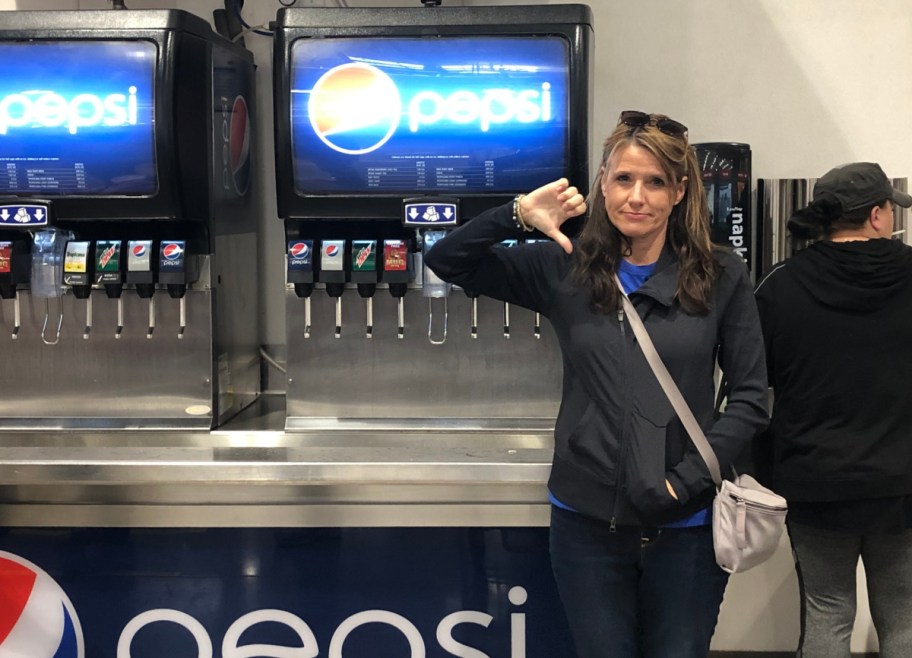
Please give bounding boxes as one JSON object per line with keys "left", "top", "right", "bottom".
{"left": 549, "top": 259, "right": 711, "bottom": 527}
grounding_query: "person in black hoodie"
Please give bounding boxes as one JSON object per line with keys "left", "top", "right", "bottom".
{"left": 427, "top": 112, "right": 769, "bottom": 658}
{"left": 754, "top": 162, "right": 912, "bottom": 658}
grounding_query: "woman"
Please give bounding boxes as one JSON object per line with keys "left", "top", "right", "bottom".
{"left": 426, "top": 111, "right": 768, "bottom": 657}
{"left": 754, "top": 162, "right": 912, "bottom": 658}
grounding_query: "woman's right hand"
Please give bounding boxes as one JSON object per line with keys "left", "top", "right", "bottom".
{"left": 518, "top": 178, "right": 587, "bottom": 254}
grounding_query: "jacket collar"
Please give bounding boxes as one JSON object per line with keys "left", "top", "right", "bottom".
{"left": 629, "top": 243, "right": 679, "bottom": 307}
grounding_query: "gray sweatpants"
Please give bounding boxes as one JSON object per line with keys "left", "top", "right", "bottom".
{"left": 788, "top": 521, "right": 912, "bottom": 658}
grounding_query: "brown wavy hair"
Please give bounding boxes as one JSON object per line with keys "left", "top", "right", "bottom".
{"left": 571, "top": 119, "right": 718, "bottom": 314}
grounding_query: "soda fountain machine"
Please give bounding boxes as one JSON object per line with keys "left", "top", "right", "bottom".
{"left": 273, "top": 5, "right": 593, "bottom": 431}
{"left": 0, "top": 9, "right": 260, "bottom": 429}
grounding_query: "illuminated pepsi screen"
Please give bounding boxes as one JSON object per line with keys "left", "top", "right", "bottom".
{"left": 0, "top": 40, "right": 156, "bottom": 196}
{"left": 290, "top": 36, "right": 569, "bottom": 195}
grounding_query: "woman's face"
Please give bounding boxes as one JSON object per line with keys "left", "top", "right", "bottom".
{"left": 600, "top": 143, "right": 686, "bottom": 251}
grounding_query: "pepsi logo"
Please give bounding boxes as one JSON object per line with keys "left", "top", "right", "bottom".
{"left": 323, "top": 244, "right": 340, "bottom": 258}
{"left": 131, "top": 244, "right": 147, "bottom": 258}
{"left": 162, "top": 242, "right": 184, "bottom": 260}
{"left": 0, "top": 551, "right": 84, "bottom": 658}
{"left": 289, "top": 242, "right": 310, "bottom": 259}
{"left": 229, "top": 96, "right": 251, "bottom": 195}
{"left": 308, "top": 63, "right": 401, "bottom": 155}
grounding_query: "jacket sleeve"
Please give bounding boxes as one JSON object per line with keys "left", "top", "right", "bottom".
{"left": 665, "top": 255, "right": 771, "bottom": 501}
{"left": 423, "top": 201, "right": 564, "bottom": 315}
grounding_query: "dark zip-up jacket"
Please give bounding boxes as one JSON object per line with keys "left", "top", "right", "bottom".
{"left": 754, "top": 238, "right": 912, "bottom": 501}
{"left": 425, "top": 203, "right": 769, "bottom": 526}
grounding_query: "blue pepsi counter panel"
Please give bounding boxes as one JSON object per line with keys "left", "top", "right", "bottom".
{"left": 0, "top": 398, "right": 578, "bottom": 657}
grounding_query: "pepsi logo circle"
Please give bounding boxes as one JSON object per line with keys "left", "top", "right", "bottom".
{"left": 323, "top": 244, "right": 340, "bottom": 258}
{"left": 229, "top": 96, "right": 251, "bottom": 195}
{"left": 289, "top": 242, "right": 310, "bottom": 259}
{"left": 0, "top": 551, "right": 84, "bottom": 658}
{"left": 131, "top": 244, "right": 147, "bottom": 258}
{"left": 308, "top": 63, "right": 401, "bottom": 155}
{"left": 162, "top": 243, "right": 184, "bottom": 260}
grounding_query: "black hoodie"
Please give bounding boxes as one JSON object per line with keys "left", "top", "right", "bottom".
{"left": 755, "top": 238, "right": 912, "bottom": 502}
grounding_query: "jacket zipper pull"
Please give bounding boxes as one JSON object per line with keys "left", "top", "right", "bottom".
{"left": 617, "top": 308, "right": 625, "bottom": 323}
{"left": 609, "top": 516, "right": 617, "bottom": 533}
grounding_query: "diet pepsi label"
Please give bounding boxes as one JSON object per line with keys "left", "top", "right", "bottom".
{"left": 127, "top": 240, "right": 152, "bottom": 273}
{"left": 320, "top": 240, "right": 345, "bottom": 272}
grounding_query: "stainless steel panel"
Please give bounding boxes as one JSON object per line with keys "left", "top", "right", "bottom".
{"left": 0, "top": 398, "right": 554, "bottom": 527}
{"left": 0, "top": 504, "right": 550, "bottom": 528}
{"left": 212, "top": 231, "right": 261, "bottom": 425}
{"left": 285, "top": 287, "right": 562, "bottom": 427}
{"left": 0, "top": 288, "right": 215, "bottom": 428}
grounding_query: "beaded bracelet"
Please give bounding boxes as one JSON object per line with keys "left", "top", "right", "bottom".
{"left": 513, "top": 194, "right": 534, "bottom": 232}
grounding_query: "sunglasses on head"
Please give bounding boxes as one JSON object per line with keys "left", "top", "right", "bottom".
{"left": 618, "top": 110, "right": 688, "bottom": 137}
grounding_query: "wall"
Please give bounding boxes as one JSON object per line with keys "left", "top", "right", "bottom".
{"left": 6, "top": 0, "right": 909, "bottom": 652}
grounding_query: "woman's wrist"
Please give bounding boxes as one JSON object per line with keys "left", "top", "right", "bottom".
{"left": 513, "top": 194, "right": 534, "bottom": 233}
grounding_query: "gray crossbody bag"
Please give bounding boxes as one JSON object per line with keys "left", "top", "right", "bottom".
{"left": 615, "top": 276, "right": 787, "bottom": 573}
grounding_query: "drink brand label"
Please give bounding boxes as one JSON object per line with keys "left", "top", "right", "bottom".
{"left": 321, "top": 240, "right": 345, "bottom": 272}
{"left": 159, "top": 241, "right": 186, "bottom": 270}
{"left": 63, "top": 241, "right": 90, "bottom": 287}
{"left": 64, "top": 242, "right": 89, "bottom": 273}
{"left": 0, "top": 87, "right": 138, "bottom": 136}
{"left": 383, "top": 240, "right": 408, "bottom": 271}
{"left": 95, "top": 241, "right": 121, "bottom": 272}
{"left": 287, "top": 240, "right": 313, "bottom": 272}
{"left": 351, "top": 240, "right": 376, "bottom": 272}
{"left": 0, "top": 241, "right": 11, "bottom": 274}
{"left": 305, "top": 61, "right": 554, "bottom": 156}
{"left": 127, "top": 240, "right": 152, "bottom": 272}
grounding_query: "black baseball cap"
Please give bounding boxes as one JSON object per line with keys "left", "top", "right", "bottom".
{"left": 813, "top": 162, "right": 912, "bottom": 213}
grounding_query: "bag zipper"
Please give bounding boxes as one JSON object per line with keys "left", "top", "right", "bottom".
{"left": 727, "top": 493, "right": 787, "bottom": 513}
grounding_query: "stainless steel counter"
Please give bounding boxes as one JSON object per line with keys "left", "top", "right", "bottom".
{"left": 0, "top": 396, "right": 555, "bottom": 528}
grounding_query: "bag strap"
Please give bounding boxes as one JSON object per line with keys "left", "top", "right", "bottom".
{"left": 613, "top": 275, "right": 723, "bottom": 487}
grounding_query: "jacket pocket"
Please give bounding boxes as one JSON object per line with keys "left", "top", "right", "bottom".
{"left": 559, "top": 400, "right": 620, "bottom": 486}
{"left": 623, "top": 409, "right": 681, "bottom": 523}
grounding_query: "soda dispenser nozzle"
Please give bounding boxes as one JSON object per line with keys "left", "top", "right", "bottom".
{"left": 497, "top": 239, "right": 518, "bottom": 338}
{"left": 32, "top": 228, "right": 74, "bottom": 345}
{"left": 421, "top": 230, "right": 450, "bottom": 345}
{"left": 63, "top": 241, "right": 94, "bottom": 339}
{"left": 319, "top": 240, "right": 346, "bottom": 339}
{"left": 158, "top": 241, "right": 197, "bottom": 339}
{"left": 382, "top": 239, "right": 410, "bottom": 340}
{"left": 126, "top": 240, "right": 155, "bottom": 339}
{"left": 287, "top": 239, "right": 315, "bottom": 338}
{"left": 351, "top": 240, "right": 378, "bottom": 339}
{"left": 525, "top": 239, "right": 545, "bottom": 339}
{"left": 463, "top": 287, "right": 480, "bottom": 339}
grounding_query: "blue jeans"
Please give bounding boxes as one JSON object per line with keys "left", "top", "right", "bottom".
{"left": 549, "top": 506, "right": 729, "bottom": 658}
